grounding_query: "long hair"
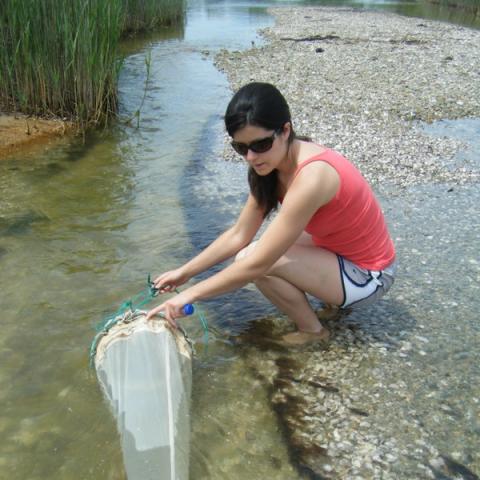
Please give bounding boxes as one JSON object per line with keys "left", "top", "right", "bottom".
{"left": 224, "top": 82, "right": 296, "bottom": 218}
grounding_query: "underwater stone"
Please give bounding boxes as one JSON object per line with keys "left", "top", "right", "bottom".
{"left": 0, "top": 210, "right": 50, "bottom": 236}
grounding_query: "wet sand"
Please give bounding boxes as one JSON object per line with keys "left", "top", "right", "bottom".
{"left": 0, "top": 114, "right": 73, "bottom": 160}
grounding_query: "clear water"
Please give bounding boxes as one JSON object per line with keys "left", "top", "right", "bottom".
{"left": 0, "top": 1, "right": 478, "bottom": 478}
{"left": 421, "top": 117, "right": 480, "bottom": 170}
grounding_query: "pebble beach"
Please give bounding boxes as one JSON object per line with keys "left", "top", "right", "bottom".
{"left": 213, "top": 7, "right": 480, "bottom": 480}
{"left": 215, "top": 7, "right": 480, "bottom": 187}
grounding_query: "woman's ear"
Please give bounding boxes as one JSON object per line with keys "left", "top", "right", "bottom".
{"left": 281, "top": 122, "right": 292, "bottom": 139}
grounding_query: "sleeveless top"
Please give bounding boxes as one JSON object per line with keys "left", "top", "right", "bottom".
{"left": 288, "top": 148, "right": 395, "bottom": 270}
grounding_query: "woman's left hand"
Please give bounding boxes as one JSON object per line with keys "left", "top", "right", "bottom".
{"left": 145, "top": 291, "right": 193, "bottom": 328}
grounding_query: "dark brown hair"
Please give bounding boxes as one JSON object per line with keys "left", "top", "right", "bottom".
{"left": 224, "top": 82, "right": 296, "bottom": 218}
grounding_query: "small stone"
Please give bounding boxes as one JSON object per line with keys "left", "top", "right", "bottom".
{"left": 429, "top": 456, "right": 445, "bottom": 469}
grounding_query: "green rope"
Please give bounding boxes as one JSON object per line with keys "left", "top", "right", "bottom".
{"left": 89, "top": 275, "right": 208, "bottom": 367}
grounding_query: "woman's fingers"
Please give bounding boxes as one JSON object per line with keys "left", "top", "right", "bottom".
{"left": 152, "top": 268, "right": 188, "bottom": 292}
{"left": 146, "top": 287, "right": 192, "bottom": 330}
{"left": 156, "top": 284, "right": 175, "bottom": 293}
{"left": 153, "top": 277, "right": 168, "bottom": 289}
{"left": 145, "top": 304, "right": 164, "bottom": 321}
{"left": 146, "top": 302, "right": 179, "bottom": 328}
{"left": 153, "top": 273, "right": 177, "bottom": 292}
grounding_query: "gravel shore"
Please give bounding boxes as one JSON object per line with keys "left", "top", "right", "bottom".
{"left": 215, "top": 7, "right": 480, "bottom": 187}
{"left": 214, "top": 8, "right": 480, "bottom": 480}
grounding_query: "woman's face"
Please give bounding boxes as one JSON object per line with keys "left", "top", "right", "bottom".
{"left": 231, "top": 124, "right": 289, "bottom": 175}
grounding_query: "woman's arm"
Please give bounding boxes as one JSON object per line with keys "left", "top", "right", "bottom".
{"left": 190, "top": 162, "right": 339, "bottom": 296}
{"left": 152, "top": 193, "right": 264, "bottom": 291}
{"left": 148, "top": 162, "right": 339, "bottom": 323}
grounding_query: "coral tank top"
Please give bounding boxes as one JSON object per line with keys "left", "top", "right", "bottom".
{"left": 291, "top": 149, "right": 395, "bottom": 270}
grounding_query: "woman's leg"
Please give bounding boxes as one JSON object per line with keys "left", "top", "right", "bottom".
{"left": 255, "top": 275, "right": 322, "bottom": 332}
{"left": 236, "top": 233, "right": 343, "bottom": 342}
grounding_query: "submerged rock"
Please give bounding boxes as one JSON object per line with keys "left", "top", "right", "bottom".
{"left": 0, "top": 210, "right": 50, "bottom": 236}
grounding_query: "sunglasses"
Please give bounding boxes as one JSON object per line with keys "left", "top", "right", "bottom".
{"left": 231, "top": 130, "right": 280, "bottom": 156}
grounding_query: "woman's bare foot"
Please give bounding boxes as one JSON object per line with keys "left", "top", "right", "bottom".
{"left": 282, "top": 328, "right": 330, "bottom": 345}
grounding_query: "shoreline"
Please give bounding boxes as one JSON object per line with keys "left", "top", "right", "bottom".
{"left": 0, "top": 113, "right": 75, "bottom": 160}
{"left": 215, "top": 6, "right": 480, "bottom": 188}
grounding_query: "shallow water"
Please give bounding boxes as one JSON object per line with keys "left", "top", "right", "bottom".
{"left": 0, "top": 1, "right": 479, "bottom": 479}
{"left": 422, "top": 117, "right": 480, "bottom": 171}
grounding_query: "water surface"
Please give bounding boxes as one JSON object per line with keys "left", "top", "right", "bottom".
{"left": 0, "top": 1, "right": 479, "bottom": 478}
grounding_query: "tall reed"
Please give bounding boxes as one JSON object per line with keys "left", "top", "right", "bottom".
{"left": 122, "top": 0, "right": 186, "bottom": 34}
{"left": 0, "top": 0, "right": 185, "bottom": 129}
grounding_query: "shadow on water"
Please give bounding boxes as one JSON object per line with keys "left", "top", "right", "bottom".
{"left": 431, "top": 457, "right": 480, "bottom": 480}
{"left": 118, "top": 22, "right": 186, "bottom": 56}
{"left": 0, "top": 210, "right": 50, "bottom": 237}
{"left": 26, "top": 161, "right": 67, "bottom": 178}
{"left": 224, "top": 297, "right": 417, "bottom": 479}
{"left": 1, "top": 131, "right": 110, "bottom": 188}
{"left": 232, "top": 296, "right": 417, "bottom": 353}
{"left": 180, "top": 114, "right": 231, "bottom": 253}
{"left": 179, "top": 114, "right": 276, "bottom": 332}
{"left": 229, "top": 283, "right": 479, "bottom": 478}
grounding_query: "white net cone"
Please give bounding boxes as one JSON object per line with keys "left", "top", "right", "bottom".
{"left": 95, "top": 311, "right": 192, "bottom": 480}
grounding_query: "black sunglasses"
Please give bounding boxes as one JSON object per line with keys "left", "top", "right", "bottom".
{"left": 231, "top": 130, "right": 280, "bottom": 156}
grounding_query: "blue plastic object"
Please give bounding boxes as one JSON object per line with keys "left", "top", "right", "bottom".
{"left": 182, "top": 304, "right": 194, "bottom": 315}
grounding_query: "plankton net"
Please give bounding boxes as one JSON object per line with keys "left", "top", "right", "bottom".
{"left": 91, "top": 307, "right": 194, "bottom": 480}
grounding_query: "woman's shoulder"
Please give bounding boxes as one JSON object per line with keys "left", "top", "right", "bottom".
{"left": 290, "top": 143, "right": 340, "bottom": 199}
{"left": 286, "top": 156, "right": 340, "bottom": 210}
{"left": 295, "top": 143, "right": 354, "bottom": 177}
{"left": 296, "top": 141, "right": 329, "bottom": 164}
{"left": 294, "top": 142, "right": 339, "bottom": 180}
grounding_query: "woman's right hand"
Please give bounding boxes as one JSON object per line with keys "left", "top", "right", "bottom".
{"left": 152, "top": 267, "right": 190, "bottom": 293}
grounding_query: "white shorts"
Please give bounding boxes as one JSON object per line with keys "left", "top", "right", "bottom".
{"left": 337, "top": 256, "right": 397, "bottom": 309}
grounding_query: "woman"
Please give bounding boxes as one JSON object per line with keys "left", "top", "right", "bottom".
{"left": 146, "top": 82, "right": 397, "bottom": 344}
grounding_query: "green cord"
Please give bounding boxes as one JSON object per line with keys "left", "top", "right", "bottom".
{"left": 173, "top": 288, "right": 209, "bottom": 347}
{"left": 89, "top": 275, "right": 209, "bottom": 367}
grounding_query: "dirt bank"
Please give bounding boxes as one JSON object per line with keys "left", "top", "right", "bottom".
{"left": 0, "top": 114, "right": 75, "bottom": 160}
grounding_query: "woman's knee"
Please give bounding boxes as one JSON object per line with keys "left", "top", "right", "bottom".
{"left": 234, "top": 241, "right": 258, "bottom": 262}
{"left": 253, "top": 275, "right": 268, "bottom": 287}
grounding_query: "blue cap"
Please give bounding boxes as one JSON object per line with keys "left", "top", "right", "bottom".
{"left": 183, "top": 304, "right": 194, "bottom": 315}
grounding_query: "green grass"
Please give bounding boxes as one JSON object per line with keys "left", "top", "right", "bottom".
{"left": 122, "top": 0, "right": 186, "bottom": 34}
{"left": 0, "top": 0, "right": 185, "bottom": 129}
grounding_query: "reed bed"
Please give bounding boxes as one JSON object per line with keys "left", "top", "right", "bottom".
{"left": 0, "top": 0, "right": 185, "bottom": 129}
{"left": 123, "top": 0, "right": 186, "bottom": 33}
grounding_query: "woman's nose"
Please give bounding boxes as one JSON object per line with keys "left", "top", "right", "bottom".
{"left": 245, "top": 149, "right": 258, "bottom": 162}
